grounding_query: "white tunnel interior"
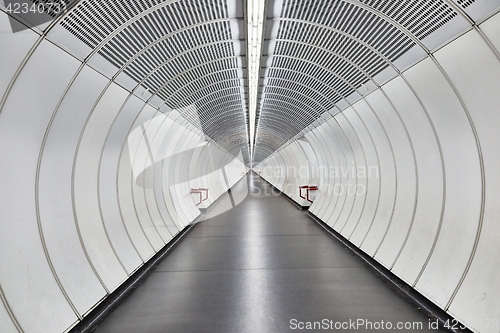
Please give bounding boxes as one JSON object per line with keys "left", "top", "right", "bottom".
{"left": 1, "top": 0, "right": 500, "bottom": 332}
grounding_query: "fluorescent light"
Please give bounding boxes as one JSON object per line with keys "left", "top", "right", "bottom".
{"left": 247, "top": 0, "right": 265, "bottom": 161}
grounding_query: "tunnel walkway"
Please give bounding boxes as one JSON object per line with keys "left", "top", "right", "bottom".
{"left": 95, "top": 173, "right": 439, "bottom": 333}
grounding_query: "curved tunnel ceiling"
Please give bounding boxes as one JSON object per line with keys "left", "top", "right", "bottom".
{"left": 38, "top": 0, "right": 495, "bottom": 165}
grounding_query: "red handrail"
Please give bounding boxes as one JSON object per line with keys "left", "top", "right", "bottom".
{"left": 299, "top": 185, "right": 319, "bottom": 203}
{"left": 190, "top": 188, "right": 209, "bottom": 206}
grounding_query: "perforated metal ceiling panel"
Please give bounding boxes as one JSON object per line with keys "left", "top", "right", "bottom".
{"left": 30, "top": 0, "right": 74, "bottom": 18}
{"left": 52, "top": 0, "right": 493, "bottom": 165}
{"left": 457, "top": 0, "right": 476, "bottom": 9}
{"left": 252, "top": 0, "right": 463, "bottom": 163}
{"left": 59, "top": 0, "right": 250, "bottom": 162}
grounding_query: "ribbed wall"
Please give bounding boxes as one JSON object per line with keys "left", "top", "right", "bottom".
{"left": 257, "top": 11, "right": 500, "bottom": 333}
{"left": 0, "top": 10, "right": 247, "bottom": 332}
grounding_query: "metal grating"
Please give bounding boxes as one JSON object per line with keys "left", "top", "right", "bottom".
{"left": 456, "top": 0, "right": 476, "bottom": 9}
{"left": 28, "top": 0, "right": 74, "bottom": 18}
{"left": 59, "top": 0, "right": 250, "bottom": 163}
{"left": 252, "top": 0, "right": 459, "bottom": 162}
{"left": 56, "top": 0, "right": 463, "bottom": 164}
{"left": 359, "top": 0, "right": 458, "bottom": 40}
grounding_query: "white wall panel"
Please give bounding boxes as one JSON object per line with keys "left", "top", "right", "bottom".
{"left": 282, "top": 148, "right": 293, "bottom": 193}
{"left": 291, "top": 140, "right": 319, "bottom": 201}
{"left": 73, "top": 82, "right": 129, "bottom": 291}
{"left": 340, "top": 107, "right": 380, "bottom": 241}
{"left": 133, "top": 146, "right": 170, "bottom": 244}
{"left": 148, "top": 115, "right": 178, "bottom": 236}
{"left": 193, "top": 144, "right": 219, "bottom": 209}
{"left": 405, "top": 57, "right": 482, "bottom": 308}
{"left": 0, "top": 13, "right": 38, "bottom": 97}
{"left": 127, "top": 118, "right": 153, "bottom": 181}
{"left": 296, "top": 139, "right": 317, "bottom": 204}
{"left": 46, "top": 24, "right": 92, "bottom": 60}
{"left": 274, "top": 152, "right": 287, "bottom": 190}
{"left": 364, "top": 90, "right": 417, "bottom": 262}
{"left": 261, "top": 158, "right": 271, "bottom": 184}
{"left": 279, "top": 143, "right": 304, "bottom": 203}
{"left": 278, "top": 148, "right": 292, "bottom": 196}
{"left": 147, "top": 114, "right": 183, "bottom": 168}
{"left": 305, "top": 130, "right": 330, "bottom": 218}
{"left": 436, "top": 30, "right": 500, "bottom": 333}
{"left": 295, "top": 141, "right": 309, "bottom": 204}
{"left": 198, "top": 170, "right": 216, "bottom": 208}
{"left": 117, "top": 142, "right": 158, "bottom": 257}
{"left": 272, "top": 153, "right": 283, "bottom": 189}
{"left": 186, "top": 143, "right": 206, "bottom": 208}
{"left": 321, "top": 122, "right": 343, "bottom": 223}
{"left": 100, "top": 95, "right": 145, "bottom": 273}
{"left": 172, "top": 129, "right": 201, "bottom": 224}
{"left": 0, "top": 300, "right": 17, "bottom": 333}
{"left": 266, "top": 153, "right": 280, "bottom": 189}
{"left": 310, "top": 125, "right": 340, "bottom": 221}
{"left": 224, "top": 158, "right": 246, "bottom": 188}
{"left": 334, "top": 113, "right": 365, "bottom": 234}
{"left": 333, "top": 111, "right": 366, "bottom": 239}
{"left": 38, "top": 65, "right": 108, "bottom": 315}
{"left": 218, "top": 164, "right": 229, "bottom": 192}
{"left": 349, "top": 100, "right": 395, "bottom": 250}
{"left": 481, "top": 11, "right": 500, "bottom": 52}
{"left": 271, "top": 155, "right": 280, "bottom": 187}
{"left": 168, "top": 126, "right": 200, "bottom": 228}
{"left": 87, "top": 53, "right": 120, "bottom": 79}
{"left": 153, "top": 160, "right": 179, "bottom": 237}
{"left": 5, "top": 3, "right": 500, "bottom": 333}
{"left": 212, "top": 169, "right": 227, "bottom": 203}
{"left": 126, "top": 105, "right": 165, "bottom": 250}
{"left": 323, "top": 118, "right": 350, "bottom": 229}
{"left": 136, "top": 113, "right": 171, "bottom": 189}
{"left": 183, "top": 133, "right": 207, "bottom": 214}
{"left": 393, "top": 127, "right": 444, "bottom": 285}
{"left": 143, "top": 183, "right": 174, "bottom": 243}
{"left": 273, "top": 154, "right": 282, "bottom": 188}
{"left": 168, "top": 125, "right": 195, "bottom": 224}
{"left": 376, "top": 78, "right": 441, "bottom": 268}
{"left": 260, "top": 157, "right": 273, "bottom": 185}
{"left": 275, "top": 152, "right": 285, "bottom": 190}
{"left": 304, "top": 124, "right": 332, "bottom": 219}
{"left": 161, "top": 121, "right": 184, "bottom": 230}
{"left": 265, "top": 156, "right": 275, "bottom": 184}
{"left": 0, "top": 39, "right": 80, "bottom": 332}
{"left": 143, "top": 116, "right": 178, "bottom": 241}
{"left": 380, "top": 72, "right": 444, "bottom": 284}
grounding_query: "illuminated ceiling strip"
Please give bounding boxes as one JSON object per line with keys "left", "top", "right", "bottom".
{"left": 247, "top": 0, "right": 265, "bottom": 161}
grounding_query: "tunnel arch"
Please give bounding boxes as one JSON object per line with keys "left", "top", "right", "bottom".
{"left": 1, "top": 0, "right": 500, "bottom": 332}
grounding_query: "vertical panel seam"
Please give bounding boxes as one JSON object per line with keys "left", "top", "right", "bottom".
{"left": 0, "top": 285, "right": 23, "bottom": 333}
{"left": 428, "top": 54, "right": 486, "bottom": 312}
{"left": 96, "top": 94, "right": 136, "bottom": 274}
{"left": 35, "top": 63, "right": 85, "bottom": 319}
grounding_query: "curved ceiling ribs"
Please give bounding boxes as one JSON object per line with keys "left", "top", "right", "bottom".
{"left": 55, "top": 0, "right": 466, "bottom": 165}
{"left": 253, "top": 0, "right": 460, "bottom": 163}
{"left": 60, "top": 0, "right": 250, "bottom": 163}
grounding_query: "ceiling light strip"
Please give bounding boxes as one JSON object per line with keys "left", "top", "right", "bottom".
{"left": 247, "top": 0, "right": 265, "bottom": 161}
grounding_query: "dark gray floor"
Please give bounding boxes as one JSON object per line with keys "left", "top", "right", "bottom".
{"left": 95, "top": 173, "right": 440, "bottom": 333}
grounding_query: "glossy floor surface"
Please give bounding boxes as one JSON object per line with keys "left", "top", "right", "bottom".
{"left": 95, "top": 173, "right": 440, "bottom": 333}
